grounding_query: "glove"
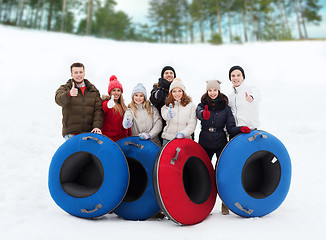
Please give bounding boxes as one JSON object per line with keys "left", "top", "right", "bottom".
{"left": 158, "top": 78, "right": 171, "bottom": 90}
{"left": 156, "top": 87, "right": 163, "bottom": 100}
{"left": 123, "top": 117, "right": 133, "bottom": 129}
{"left": 139, "top": 132, "right": 151, "bottom": 140}
{"left": 167, "top": 103, "right": 175, "bottom": 119}
{"left": 240, "top": 126, "right": 251, "bottom": 133}
{"left": 203, "top": 105, "right": 210, "bottom": 120}
{"left": 175, "top": 132, "right": 185, "bottom": 139}
{"left": 107, "top": 95, "right": 115, "bottom": 109}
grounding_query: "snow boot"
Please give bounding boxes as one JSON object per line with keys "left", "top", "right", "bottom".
{"left": 221, "top": 202, "right": 229, "bottom": 215}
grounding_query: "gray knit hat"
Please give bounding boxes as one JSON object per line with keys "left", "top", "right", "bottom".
{"left": 169, "top": 78, "right": 185, "bottom": 92}
{"left": 206, "top": 80, "right": 221, "bottom": 91}
{"left": 131, "top": 83, "right": 147, "bottom": 99}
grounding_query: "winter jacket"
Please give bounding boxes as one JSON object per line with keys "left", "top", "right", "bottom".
{"left": 101, "top": 96, "right": 131, "bottom": 142}
{"left": 55, "top": 79, "right": 103, "bottom": 137}
{"left": 228, "top": 82, "right": 260, "bottom": 129}
{"left": 149, "top": 78, "right": 171, "bottom": 116}
{"left": 123, "top": 104, "right": 163, "bottom": 146}
{"left": 196, "top": 95, "right": 241, "bottom": 151}
{"left": 161, "top": 101, "right": 197, "bottom": 141}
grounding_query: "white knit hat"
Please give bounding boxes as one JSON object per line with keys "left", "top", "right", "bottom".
{"left": 169, "top": 78, "right": 185, "bottom": 92}
{"left": 206, "top": 80, "right": 222, "bottom": 91}
{"left": 131, "top": 83, "right": 147, "bottom": 99}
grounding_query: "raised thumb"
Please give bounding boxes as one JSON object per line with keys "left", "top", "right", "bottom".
{"left": 169, "top": 103, "right": 172, "bottom": 109}
{"left": 245, "top": 92, "right": 248, "bottom": 97}
{"left": 72, "top": 81, "right": 76, "bottom": 89}
{"left": 110, "top": 95, "right": 114, "bottom": 100}
{"left": 205, "top": 105, "right": 208, "bottom": 111}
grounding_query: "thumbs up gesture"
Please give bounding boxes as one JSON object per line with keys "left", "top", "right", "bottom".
{"left": 69, "top": 82, "right": 78, "bottom": 97}
{"left": 245, "top": 92, "right": 253, "bottom": 103}
{"left": 167, "top": 103, "right": 176, "bottom": 119}
{"left": 107, "top": 95, "right": 115, "bottom": 109}
{"left": 203, "top": 105, "right": 210, "bottom": 120}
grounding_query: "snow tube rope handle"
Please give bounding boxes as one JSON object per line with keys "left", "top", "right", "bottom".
{"left": 81, "top": 204, "right": 103, "bottom": 214}
{"left": 235, "top": 202, "right": 253, "bottom": 215}
{"left": 170, "top": 147, "right": 181, "bottom": 165}
{"left": 124, "top": 141, "right": 144, "bottom": 149}
{"left": 248, "top": 132, "right": 267, "bottom": 142}
{"left": 82, "top": 136, "right": 103, "bottom": 145}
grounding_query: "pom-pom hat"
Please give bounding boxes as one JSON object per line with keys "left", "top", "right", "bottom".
{"left": 108, "top": 75, "right": 123, "bottom": 94}
{"left": 169, "top": 78, "right": 185, "bottom": 92}
{"left": 131, "top": 83, "right": 147, "bottom": 99}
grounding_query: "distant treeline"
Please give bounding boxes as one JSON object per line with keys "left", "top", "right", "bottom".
{"left": 0, "top": 0, "right": 322, "bottom": 44}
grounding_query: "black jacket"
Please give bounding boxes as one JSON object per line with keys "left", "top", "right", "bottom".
{"left": 196, "top": 94, "right": 241, "bottom": 150}
{"left": 149, "top": 78, "right": 171, "bottom": 113}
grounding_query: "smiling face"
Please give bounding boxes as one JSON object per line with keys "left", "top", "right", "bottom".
{"left": 163, "top": 70, "right": 175, "bottom": 82}
{"left": 110, "top": 88, "right": 122, "bottom": 100}
{"left": 133, "top": 92, "right": 145, "bottom": 105}
{"left": 171, "top": 87, "right": 183, "bottom": 101}
{"left": 71, "top": 67, "right": 85, "bottom": 85}
{"left": 230, "top": 69, "right": 244, "bottom": 87}
{"left": 207, "top": 88, "right": 219, "bottom": 100}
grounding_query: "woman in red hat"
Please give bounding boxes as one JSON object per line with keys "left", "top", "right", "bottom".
{"left": 101, "top": 75, "right": 131, "bottom": 141}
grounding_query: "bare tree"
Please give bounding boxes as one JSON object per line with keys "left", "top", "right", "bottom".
{"left": 61, "top": 0, "right": 67, "bottom": 32}
{"left": 86, "top": 0, "right": 93, "bottom": 35}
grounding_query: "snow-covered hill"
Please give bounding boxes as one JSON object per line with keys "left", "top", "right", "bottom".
{"left": 0, "top": 25, "right": 325, "bottom": 240}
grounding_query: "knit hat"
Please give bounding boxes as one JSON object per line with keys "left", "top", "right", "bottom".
{"left": 229, "top": 66, "right": 245, "bottom": 80}
{"left": 169, "top": 78, "right": 185, "bottom": 92}
{"left": 206, "top": 80, "right": 221, "bottom": 91}
{"left": 108, "top": 75, "right": 123, "bottom": 94}
{"left": 161, "top": 66, "right": 176, "bottom": 78}
{"left": 131, "top": 83, "right": 147, "bottom": 99}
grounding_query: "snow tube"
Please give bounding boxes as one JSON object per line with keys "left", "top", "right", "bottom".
{"left": 153, "top": 138, "right": 217, "bottom": 225}
{"left": 114, "top": 136, "right": 161, "bottom": 220}
{"left": 48, "top": 133, "right": 129, "bottom": 218}
{"left": 216, "top": 130, "right": 291, "bottom": 217}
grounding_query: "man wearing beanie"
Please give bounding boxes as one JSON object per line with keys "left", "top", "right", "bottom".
{"left": 228, "top": 65, "right": 260, "bottom": 129}
{"left": 150, "top": 66, "right": 176, "bottom": 144}
{"left": 55, "top": 62, "right": 103, "bottom": 140}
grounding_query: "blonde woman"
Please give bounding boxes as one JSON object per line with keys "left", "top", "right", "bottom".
{"left": 123, "top": 83, "right": 162, "bottom": 146}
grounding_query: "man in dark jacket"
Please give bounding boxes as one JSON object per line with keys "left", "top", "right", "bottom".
{"left": 55, "top": 62, "right": 103, "bottom": 140}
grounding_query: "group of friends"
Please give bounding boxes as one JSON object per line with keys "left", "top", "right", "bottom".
{"left": 55, "top": 63, "right": 260, "bottom": 216}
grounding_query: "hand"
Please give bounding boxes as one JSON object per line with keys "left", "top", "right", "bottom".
{"left": 156, "top": 87, "right": 163, "bottom": 100}
{"left": 175, "top": 132, "right": 185, "bottom": 139}
{"left": 123, "top": 117, "right": 133, "bottom": 129}
{"left": 69, "top": 82, "right": 78, "bottom": 97}
{"left": 91, "top": 128, "right": 102, "bottom": 134}
{"left": 245, "top": 92, "right": 253, "bottom": 103}
{"left": 240, "top": 126, "right": 251, "bottom": 133}
{"left": 139, "top": 132, "right": 151, "bottom": 140}
{"left": 158, "top": 78, "right": 171, "bottom": 90}
{"left": 167, "top": 103, "right": 175, "bottom": 119}
{"left": 107, "top": 95, "right": 115, "bottom": 108}
{"left": 203, "top": 105, "right": 210, "bottom": 120}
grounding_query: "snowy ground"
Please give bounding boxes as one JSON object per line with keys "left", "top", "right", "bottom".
{"left": 0, "top": 25, "right": 326, "bottom": 240}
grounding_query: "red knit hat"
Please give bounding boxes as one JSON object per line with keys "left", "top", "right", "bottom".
{"left": 108, "top": 75, "right": 123, "bottom": 94}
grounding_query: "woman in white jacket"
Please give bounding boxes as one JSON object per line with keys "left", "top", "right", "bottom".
{"left": 228, "top": 66, "right": 260, "bottom": 129}
{"left": 161, "top": 78, "right": 197, "bottom": 146}
{"left": 122, "top": 83, "right": 163, "bottom": 146}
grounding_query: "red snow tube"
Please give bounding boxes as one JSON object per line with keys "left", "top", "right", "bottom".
{"left": 153, "top": 139, "right": 217, "bottom": 225}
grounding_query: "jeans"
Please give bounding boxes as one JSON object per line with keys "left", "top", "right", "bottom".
{"left": 64, "top": 134, "right": 75, "bottom": 141}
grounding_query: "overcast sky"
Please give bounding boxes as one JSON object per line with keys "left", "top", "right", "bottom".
{"left": 115, "top": 0, "right": 326, "bottom": 39}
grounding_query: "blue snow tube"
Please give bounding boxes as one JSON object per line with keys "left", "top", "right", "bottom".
{"left": 216, "top": 130, "right": 291, "bottom": 217}
{"left": 114, "top": 136, "right": 161, "bottom": 220}
{"left": 48, "top": 133, "right": 129, "bottom": 218}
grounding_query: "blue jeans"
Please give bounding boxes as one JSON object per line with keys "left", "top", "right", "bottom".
{"left": 64, "top": 134, "right": 75, "bottom": 141}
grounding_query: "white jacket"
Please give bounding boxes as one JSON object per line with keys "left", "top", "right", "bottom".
{"left": 228, "top": 82, "right": 260, "bottom": 129}
{"left": 161, "top": 101, "right": 197, "bottom": 141}
{"left": 124, "top": 104, "right": 162, "bottom": 145}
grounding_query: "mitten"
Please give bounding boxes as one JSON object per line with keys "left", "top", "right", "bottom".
{"left": 167, "top": 103, "right": 175, "bottom": 119}
{"left": 107, "top": 95, "right": 115, "bottom": 108}
{"left": 139, "top": 132, "right": 151, "bottom": 140}
{"left": 240, "top": 126, "right": 251, "bottom": 133}
{"left": 123, "top": 117, "right": 133, "bottom": 129}
{"left": 175, "top": 132, "right": 185, "bottom": 139}
{"left": 203, "top": 105, "right": 210, "bottom": 120}
{"left": 156, "top": 87, "right": 163, "bottom": 100}
{"left": 158, "top": 78, "right": 171, "bottom": 90}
